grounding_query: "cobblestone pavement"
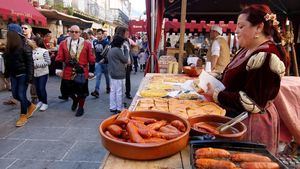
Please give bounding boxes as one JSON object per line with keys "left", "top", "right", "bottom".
{"left": 0, "top": 71, "right": 144, "bottom": 169}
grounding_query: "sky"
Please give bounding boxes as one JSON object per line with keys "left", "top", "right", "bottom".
{"left": 129, "top": 0, "right": 146, "bottom": 19}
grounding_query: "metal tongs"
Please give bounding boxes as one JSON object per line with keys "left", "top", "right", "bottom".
{"left": 217, "top": 111, "right": 248, "bottom": 133}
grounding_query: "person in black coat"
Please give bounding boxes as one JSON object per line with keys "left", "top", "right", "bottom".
{"left": 3, "top": 24, "right": 37, "bottom": 127}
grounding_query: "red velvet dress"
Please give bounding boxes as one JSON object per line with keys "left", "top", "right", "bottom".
{"left": 217, "top": 40, "right": 286, "bottom": 154}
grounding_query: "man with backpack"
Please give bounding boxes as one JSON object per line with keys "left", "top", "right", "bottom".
{"left": 91, "top": 29, "right": 110, "bottom": 98}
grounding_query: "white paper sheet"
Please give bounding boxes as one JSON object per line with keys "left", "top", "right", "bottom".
{"left": 198, "top": 71, "right": 225, "bottom": 92}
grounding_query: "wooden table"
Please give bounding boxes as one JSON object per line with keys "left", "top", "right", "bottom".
{"left": 100, "top": 73, "right": 192, "bottom": 169}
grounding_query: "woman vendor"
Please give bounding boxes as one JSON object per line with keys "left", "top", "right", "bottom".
{"left": 204, "top": 4, "right": 289, "bottom": 154}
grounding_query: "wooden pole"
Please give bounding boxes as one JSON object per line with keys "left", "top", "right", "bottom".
{"left": 291, "top": 44, "right": 299, "bottom": 76}
{"left": 290, "top": 21, "right": 299, "bottom": 76}
{"left": 150, "top": 0, "right": 156, "bottom": 73}
{"left": 178, "top": 0, "right": 187, "bottom": 73}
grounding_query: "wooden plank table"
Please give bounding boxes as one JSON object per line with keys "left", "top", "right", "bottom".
{"left": 100, "top": 74, "right": 192, "bottom": 169}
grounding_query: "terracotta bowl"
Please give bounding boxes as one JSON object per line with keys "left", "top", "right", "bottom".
{"left": 183, "top": 66, "right": 202, "bottom": 77}
{"left": 99, "top": 111, "right": 191, "bottom": 160}
{"left": 188, "top": 115, "right": 247, "bottom": 140}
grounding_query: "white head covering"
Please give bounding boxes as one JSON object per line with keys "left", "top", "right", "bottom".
{"left": 211, "top": 25, "right": 222, "bottom": 35}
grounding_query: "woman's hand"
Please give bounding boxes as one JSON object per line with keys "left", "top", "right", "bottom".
{"left": 55, "top": 69, "right": 63, "bottom": 77}
{"left": 202, "top": 83, "right": 215, "bottom": 102}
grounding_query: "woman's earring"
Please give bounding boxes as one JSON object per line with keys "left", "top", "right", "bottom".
{"left": 254, "top": 35, "right": 259, "bottom": 39}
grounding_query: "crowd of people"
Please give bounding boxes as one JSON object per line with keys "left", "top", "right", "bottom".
{"left": 2, "top": 23, "right": 149, "bottom": 126}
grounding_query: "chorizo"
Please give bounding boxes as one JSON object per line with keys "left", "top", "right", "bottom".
{"left": 130, "top": 119, "right": 148, "bottom": 129}
{"left": 126, "top": 122, "right": 145, "bottom": 143}
{"left": 147, "top": 120, "right": 167, "bottom": 130}
{"left": 105, "top": 131, "right": 125, "bottom": 142}
{"left": 138, "top": 128, "right": 154, "bottom": 138}
{"left": 130, "top": 116, "right": 157, "bottom": 124}
{"left": 159, "top": 125, "right": 182, "bottom": 134}
{"left": 106, "top": 124, "right": 123, "bottom": 136}
{"left": 114, "top": 109, "right": 130, "bottom": 125}
{"left": 195, "top": 147, "right": 230, "bottom": 159}
{"left": 240, "top": 162, "right": 280, "bottom": 169}
{"left": 192, "top": 122, "right": 219, "bottom": 135}
{"left": 158, "top": 132, "right": 183, "bottom": 140}
{"left": 231, "top": 153, "right": 271, "bottom": 162}
{"left": 195, "top": 158, "right": 236, "bottom": 169}
{"left": 121, "top": 130, "right": 130, "bottom": 140}
{"left": 144, "top": 137, "right": 167, "bottom": 143}
{"left": 170, "top": 120, "right": 186, "bottom": 132}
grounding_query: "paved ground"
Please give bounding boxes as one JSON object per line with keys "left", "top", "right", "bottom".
{"left": 0, "top": 71, "right": 144, "bottom": 169}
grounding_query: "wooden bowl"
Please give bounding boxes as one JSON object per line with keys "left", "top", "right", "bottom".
{"left": 99, "top": 111, "right": 191, "bottom": 160}
{"left": 188, "top": 115, "right": 247, "bottom": 140}
{"left": 183, "top": 66, "right": 202, "bottom": 77}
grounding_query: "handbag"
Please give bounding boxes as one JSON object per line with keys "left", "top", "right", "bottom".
{"left": 73, "top": 73, "right": 85, "bottom": 85}
{"left": 72, "top": 64, "right": 85, "bottom": 85}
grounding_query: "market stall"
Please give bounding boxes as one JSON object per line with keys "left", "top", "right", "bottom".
{"left": 99, "top": 73, "right": 291, "bottom": 169}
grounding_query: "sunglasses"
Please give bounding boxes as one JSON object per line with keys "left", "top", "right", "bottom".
{"left": 70, "top": 30, "right": 79, "bottom": 34}
{"left": 22, "top": 27, "right": 28, "bottom": 30}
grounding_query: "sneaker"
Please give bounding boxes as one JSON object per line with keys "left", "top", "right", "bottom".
{"left": 40, "top": 104, "right": 48, "bottom": 111}
{"left": 16, "top": 114, "right": 28, "bottom": 127}
{"left": 106, "top": 87, "right": 110, "bottom": 94}
{"left": 26, "top": 103, "right": 37, "bottom": 118}
{"left": 36, "top": 102, "right": 43, "bottom": 110}
{"left": 71, "top": 100, "right": 78, "bottom": 111}
{"left": 91, "top": 91, "right": 99, "bottom": 98}
{"left": 75, "top": 107, "right": 84, "bottom": 117}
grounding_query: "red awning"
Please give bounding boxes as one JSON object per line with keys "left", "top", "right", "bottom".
{"left": 0, "top": 0, "right": 47, "bottom": 26}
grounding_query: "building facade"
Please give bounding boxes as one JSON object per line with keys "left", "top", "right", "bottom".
{"left": 32, "top": 0, "right": 131, "bottom": 35}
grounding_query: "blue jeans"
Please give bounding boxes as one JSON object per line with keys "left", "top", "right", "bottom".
{"left": 33, "top": 74, "right": 48, "bottom": 104}
{"left": 10, "top": 74, "right": 31, "bottom": 114}
{"left": 94, "top": 63, "right": 110, "bottom": 91}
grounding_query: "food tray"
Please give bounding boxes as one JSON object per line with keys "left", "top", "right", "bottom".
{"left": 189, "top": 140, "right": 288, "bottom": 169}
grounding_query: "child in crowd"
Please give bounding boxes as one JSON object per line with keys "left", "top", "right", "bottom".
{"left": 138, "top": 48, "right": 148, "bottom": 72}
{"left": 31, "top": 36, "right": 51, "bottom": 111}
{"left": 107, "top": 35, "right": 128, "bottom": 113}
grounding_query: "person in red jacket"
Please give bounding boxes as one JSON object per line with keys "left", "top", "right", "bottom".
{"left": 55, "top": 25, "right": 95, "bottom": 116}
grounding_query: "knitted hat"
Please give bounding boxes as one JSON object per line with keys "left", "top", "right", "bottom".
{"left": 211, "top": 25, "right": 222, "bottom": 35}
{"left": 7, "top": 23, "right": 24, "bottom": 37}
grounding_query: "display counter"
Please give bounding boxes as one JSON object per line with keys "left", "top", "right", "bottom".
{"left": 100, "top": 73, "right": 192, "bottom": 169}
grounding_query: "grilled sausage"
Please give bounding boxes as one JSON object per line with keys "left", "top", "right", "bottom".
{"left": 147, "top": 120, "right": 167, "bottom": 130}
{"left": 193, "top": 122, "right": 219, "bottom": 135}
{"left": 159, "top": 125, "right": 182, "bottom": 134}
{"left": 231, "top": 153, "right": 271, "bottom": 162}
{"left": 138, "top": 128, "right": 155, "bottom": 138}
{"left": 105, "top": 131, "right": 125, "bottom": 142}
{"left": 114, "top": 109, "right": 130, "bottom": 125}
{"left": 195, "top": 158, "right": 236, "bottom": 169}
{"left": 130, "top": 116, "right": 157, "bottom": 124}
{"left": 143, "top": 137, "right": 167, "bottom": 143}
{"left": 158, "top": 132, "right": 183, "bottom": 140}
{"left": 130, "top": 119, "right": 148, "bottom": 129}
{"left": 170, "top": 120, "right": 186, "bottom": 132}
{"left": 106, "top": 124, "right": 123, "bottom": 136}
{"left": 121, "top": 130, "right": 130, "bottom": 140}
{"left": 240, "top": 162, "right": 280, "bottom": 169}
{"left": 126, "top": 122, "right": 145, "bottom": 143}
{"left": 195, "top": 147, "right": 230, "bottom": 159}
